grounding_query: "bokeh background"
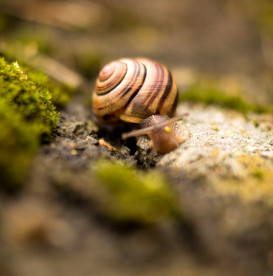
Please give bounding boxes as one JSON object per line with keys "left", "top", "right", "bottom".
{"left": 1, "top": 1, "right": 273, "bottom": 276}
{"left": 1, "top": 0, "right": 273, "bottom": 103}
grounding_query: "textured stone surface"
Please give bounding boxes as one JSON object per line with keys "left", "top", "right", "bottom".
{"left": 160, "top": 103, "right": 273, "bottom": 178}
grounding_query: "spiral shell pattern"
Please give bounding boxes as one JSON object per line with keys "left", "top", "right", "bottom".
{"left": 92, "top": 58, "right": 178, "bottom": 123}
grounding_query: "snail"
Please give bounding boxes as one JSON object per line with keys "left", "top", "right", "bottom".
{"left": 92, "top": 57, "right": 188, "bottom": 153}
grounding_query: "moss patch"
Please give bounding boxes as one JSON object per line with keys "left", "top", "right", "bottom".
{"left": 0, "top": 57, "right": 60, "bottom": 189}
{"left": 0, "top": 58, "right": 59, "bottom": 133}
{"left": 45, "top": 78, "right": 74, "bottom": 108}
{"left": 1, "top": 44, "right": 76, "bottom": 107}
{"left": 179, "top": 82, "right": 273, "bottom": 114}
{"left": 0, "top": 98, "right": 39, "bottom": 187}
{"left": 94, "top": 160, "right": 180, "bottom": 224}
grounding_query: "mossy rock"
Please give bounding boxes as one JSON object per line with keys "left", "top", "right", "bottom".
{"left": 94, "top": 160, "right": 181, "bottom": 224}
{"left": 0, "top": 57, "right": 60, "bottom": 190}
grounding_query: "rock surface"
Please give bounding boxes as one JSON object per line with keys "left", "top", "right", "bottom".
{"left": 161, "top": 103, "right": 273, "bottom": 177}
{"left": 1, "top": 98, "right": 273, "bottom": 276}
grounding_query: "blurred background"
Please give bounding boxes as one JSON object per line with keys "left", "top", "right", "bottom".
{"left": 1, "top": 1, "right": 273, "bottom": 276}
{"left": 1, "top": 0, "right": 273, "bottom": 104}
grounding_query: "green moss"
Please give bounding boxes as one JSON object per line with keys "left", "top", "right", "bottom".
{"left": 48, "top": 82, "right": 74, "bottom": 108}
{"left": 94, "top": 160, "right": 180, "bottom": 224}
{"left": 179, "top": 82, "right": 273, "bottom": 114}
{"left": 1, "top": 43, "right": 76, "bottom": 107}
{"left": 0, "top": 98, "right": 40, "bottom": 187}
{"left": 0, "top": 58, "right": 59, "bottom": 133}
{"left": 28, "top": 71, "right": 74, "bottom": 108}
{"left": 0, "top": 57, "right": 59, "bottom": 189}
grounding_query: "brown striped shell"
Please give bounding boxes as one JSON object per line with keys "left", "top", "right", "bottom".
{"left": 92, "top": 58, "right": 178, "bottom": 124}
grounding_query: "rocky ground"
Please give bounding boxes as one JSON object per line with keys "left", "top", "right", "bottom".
{"left": 1, "top": 91, "right": 273, "bottom": 276}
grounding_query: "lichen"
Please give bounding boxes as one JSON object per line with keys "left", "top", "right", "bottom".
{"left": 94, "top": 160, "right": 180, "bottom": 224}
{"left": 179, "top": 81, "right": 273, "bottom": 114}
{"left": 0, "top": 57, "right": 60, "bottom": 189}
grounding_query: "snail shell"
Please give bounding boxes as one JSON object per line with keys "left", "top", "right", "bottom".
{"left": 92, "top": 58, "right": 178, "bottom": 124}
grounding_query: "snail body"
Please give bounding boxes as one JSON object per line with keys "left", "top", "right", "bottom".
{"left": 92, "top": 58, "right": 188, "bottom": 153}
{"left": 122, "top": 115, "right": 188, "bottom": 153}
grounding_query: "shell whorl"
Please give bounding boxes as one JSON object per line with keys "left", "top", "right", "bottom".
{"left": 92, "top": 58, "right": 178, "bottom": 124}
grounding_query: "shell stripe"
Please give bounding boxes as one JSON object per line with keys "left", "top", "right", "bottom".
{"left": 123, "top": 63, "right": 147, "bottom": 112}
{"left": 158, "top": 70, "right": 174, "bottom": 112}
{"left": 95, "top": 60, "right": 145, "bottom": 115}
{"left": 96, "top": 73, "right": 124, "bottom": 95}
{"left": 127, "top": 61, "right": 164, "bottom": 119}
{"left": 160, "top": 77, "right": 177, "bottom": 115}
{"left": 96, "top": 61, "right": 140, "bottom": 110}
{"left": 141, "top": 62, "right": 173, "bottom": 116}
{"left": 110, "top": 61, "right": 142, "bottom": 106}
{"left": 145, "top": 63, "right": 168, "bottom": 112}
{"left": 169, "top": 92, "right": 178, "bottom": 116}
{"left": 144, "top": 62, "right": 164, "bottom": 106}
{"left": 96, "top": 62, "right": 127, "bottom": 95}
{"left": 92, "top": 58, "right": 178, "bottom": 123}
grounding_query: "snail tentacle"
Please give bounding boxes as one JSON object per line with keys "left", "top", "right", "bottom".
{"left": 122, "top": 113, "right": 189, "bottom": 140}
